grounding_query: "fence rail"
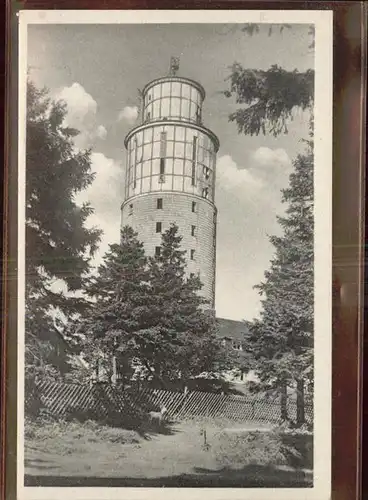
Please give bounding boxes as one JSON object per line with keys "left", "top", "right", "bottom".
{"left": 26, "top": 380, "right": 313, "bottom": 425}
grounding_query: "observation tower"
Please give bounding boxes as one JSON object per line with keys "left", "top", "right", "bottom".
{"left": 121, "top": 59, "right": 219, "bottom": 308}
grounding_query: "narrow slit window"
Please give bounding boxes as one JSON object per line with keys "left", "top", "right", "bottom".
{"left": 202, "top": 188, "right": 209, "bottom": 199}
{"left": 128, "top": 203, "right": 133, "bottom": 216}
{"left": 191, "top": 225, "right": 196, "bottom": 237}
{"left": 156, "top": 222, "right": 162, "bottom": 233}
{"left": 155, "top": 246, "right": 161, "bottom": 257}
{"left": 191, "top": 136, "right": 197, "bottom": 186}
{"left": 157, "top": 198, "right": 163, "bottom": 209}
{"left": 190, "top": 249, "right": 195, "bottom": 260}
{"left": 160, "top": 158, "right": 165, "bottom": 175}
{"left": 159, "top": 131, "right": 167, "bottom": 183}
{"left": 192, "top": 201, "right": 196, "bottom": 213}
{"left": 203, "top": 166, "right": 210, "bottom": 180}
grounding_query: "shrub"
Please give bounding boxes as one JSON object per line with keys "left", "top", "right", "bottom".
{"left": 24, "top": 417, "right": 142, "bottom": 449}
{"left": 276, "top": 421, "right": 313, "bottom": 435}
{"left": 214, "top": 430, "right": 300, "bottom": 469}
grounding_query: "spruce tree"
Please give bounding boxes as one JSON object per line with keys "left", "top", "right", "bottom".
{"left": 77, "top": 226, "right": 148, "bottom": 386}
{"left": 246, "top": 146, "right": 314, "bottom": 425}
{"left": 222, "top": 29, "right": 315, "bottom": 424}
{"left": 223, "top": 64, "right": 314, "bottom": 137}
{"left": 223, "top": 25, "right": 314, "bottom": 138}
{"left": 25, "top": 80, "right": 101, "bottom": 376}
{"left": 137, "top": 224, "right": 222, "bottom": 386}
{"left": 76, "top": 224, "right": 224, "bottom": 387}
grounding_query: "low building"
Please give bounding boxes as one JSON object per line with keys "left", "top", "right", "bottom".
{"left": 216, "top": 317, "right": 249, "bottom": 351}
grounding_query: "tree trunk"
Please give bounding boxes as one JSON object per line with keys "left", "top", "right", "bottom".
{"left": 280, "top": 381, "right": 288, "bottom": 421}
{"left": 111, "top": 356, "right": 117, "bottom": 386}
{"left": 296, "top": 378, "right": 305, "bottom": 426}
{"left": 144, "top": 360, "right": 167, "bottom": 389}
{"left": 96, "top": 358, "right": 102, "bottom": 382}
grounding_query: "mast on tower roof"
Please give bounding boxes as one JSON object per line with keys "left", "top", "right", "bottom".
{"left": 169, "top": 56, "right": 180, "bottom": 76}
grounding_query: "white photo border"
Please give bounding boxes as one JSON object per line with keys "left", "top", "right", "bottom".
{"left": 17, "top": 9, "right": 333, "bottom": 500}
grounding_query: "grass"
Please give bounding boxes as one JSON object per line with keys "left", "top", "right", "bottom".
{"left": 24, "top": 416, "right": 312, "bottom": 487}
{"left": 25, "top": 418, "right": 141, "bottom": 447}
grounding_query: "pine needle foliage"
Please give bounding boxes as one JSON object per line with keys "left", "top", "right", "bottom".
{"left": 246, "top": 146, "right": 314, "bottom": 425}
{"left": 78, "top": 224, "right": 224, "bottom": 387}
{"left": 25, "top": 80, "right": 102, "bottom": 376}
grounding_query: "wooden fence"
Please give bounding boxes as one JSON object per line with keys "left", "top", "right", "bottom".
{"left": 26, "top": 379, "right": 313, "bottom": 425}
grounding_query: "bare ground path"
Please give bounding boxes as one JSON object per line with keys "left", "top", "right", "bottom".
{"left": 24, "top": 419, "right": 311, "bottom": 487}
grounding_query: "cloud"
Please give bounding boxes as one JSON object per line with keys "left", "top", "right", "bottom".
{"left": 216, "top": 155, "right": 263, "bottom": 193}
{"left": 216, "top": 147, "right": 292, "bottom": 198}
{"left": 57, "top": 82, "right": 97, "bottom": 125}
{"left": 214, "top": 148, "right": 292, "bottom": 321}
{"left": 118, "top": 105, "right": 139, "bottom": 125}
{"left": 96, "top": 125, "right": 107, "bottom": 140}
{"left": 74, "top": 152, "right": 123, "bottom": 266}
{"left": 55, "top": 83, "right": 107, "bottom": 148}
{"left": 251, "top": 147, "right": 291, "bottom": 167}
{"left": 250, "top": 146, "right": 293, "bottom": 194}
{"left": 48, "top": 147, "right": 121, "bottom": 298}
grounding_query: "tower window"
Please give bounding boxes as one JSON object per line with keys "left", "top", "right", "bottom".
{"left": 159, "top": 158, "right": 165, "bottom": 183}
{"left": 157, "top": 198, "right": 163, "bottom": 209}
{"left": 203, "top": 166, "right": 210, "bottom": 180}
{"left": 160, "top": 131, "right": 167, "bottom": 155}
{"left": 192, "top": 201, "right": 196, "bottom": 213}
{"left": 147, "top": 111, "right": 151, "bottom": 121}
{"left": 190, "top": 249, "right": 195, "bottom": 260}
{"left": 156, "top": 222, "right": 162, "bottom": 233}
{"left": 148, "top": 94, "right": 152, "bottom": 101}
{"left": 128, "top": 203, "right": 133, "bottom": 216}
{"left": 191, "top": 136, "right": 197, "bottom": 186}
{"left": 155, "top": 246, "right": 161, "bottom": 257}
{"left": 159, "top": 131, "right": 167, "bottom": 183}
{"left": 191, "top": 225, "right": 196, "bottom": 237}
{"left": 202, "top": 188, "right": 209, "bottom": 199}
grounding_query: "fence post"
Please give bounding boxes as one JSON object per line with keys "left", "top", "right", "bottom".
{"left": 280, "top": 382, "right": 288, "bottom": 421}
{"left": 296, "top": 378, "right": 305, "bottom": 426}
{"left": 97, "top": 358, "right": 102, "bottom": 382}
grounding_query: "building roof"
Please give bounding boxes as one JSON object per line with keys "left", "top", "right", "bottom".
{"left": 216, "top": 317, "right": 250, "bottom": 342}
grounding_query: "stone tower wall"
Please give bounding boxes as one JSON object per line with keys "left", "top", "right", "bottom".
{"left": 121, "top": 76, "right": 219, "bottom": 309}
{"left": 121, "top": 192, "right": 216, "bottom": 308}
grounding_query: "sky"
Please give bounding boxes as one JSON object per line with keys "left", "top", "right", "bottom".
{"left": 27, "top": 22, "right": 314, "bottom": 321}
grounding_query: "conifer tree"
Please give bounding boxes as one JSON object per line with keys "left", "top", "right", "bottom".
{"left": 25, "top": 80, "right": 101, "bottom": 376}
{"left": 77, "top": 226, "right": 148, "bottom": 386}
{"left": 223, "top": 24, "right": 314, "bottom": 138}
{"left": 76, "top": 224, "right": 224, "bottom": 387}
{"left": 137, "top": 224, "right": 222, "bottom": 386}
{"left": 223, "top": 27, "right": 315, "bottom": 424}
{"left": 246, "top": 146, "right": 314, "bottom": 425}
